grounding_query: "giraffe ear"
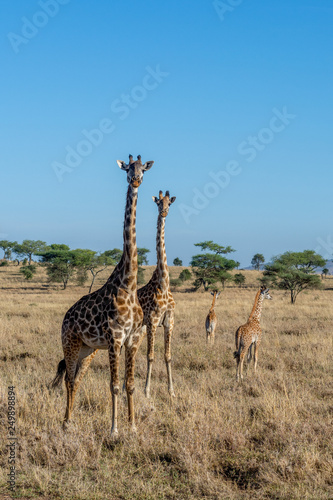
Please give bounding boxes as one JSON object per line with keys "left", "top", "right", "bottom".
{"left": 170, "top": 196, "right": 176, "bottom": 204}
{"left": 117, "top": 160, "right": 128, "bottom": 171}
{"left": 211, "top": 291, "right": 214, "bottom": 296}
{"left": 143, "top": 161, "right": 154, "bottom": 171}
{"left": 152, "top": 196, "right": 159, "bottom": 203}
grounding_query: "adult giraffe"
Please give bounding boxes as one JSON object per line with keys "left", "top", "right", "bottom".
{"left": 137, "top": 190, "right": 176, "bottom": 398}
{"left": 51, "top": 154, "right": 153, "bottom": 437}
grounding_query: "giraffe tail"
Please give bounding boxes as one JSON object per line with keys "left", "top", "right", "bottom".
{"left": 234, "top": 327, "right": 241, "bottom": 359}
{"left": 49, "top": 359, "right": 66, "bottom": 389}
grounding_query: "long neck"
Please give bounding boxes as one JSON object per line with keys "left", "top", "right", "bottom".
{"left": 156, "top": 215, "right": 169, "bottom": 287}
{"left": 113, "top": 184, "right": 138, "bottom": 291}
{"left": 248, "top": 291, "right": 263, "bottom": 321}
{"left": 210, "top": 293, "right": 216, "bottom": 311}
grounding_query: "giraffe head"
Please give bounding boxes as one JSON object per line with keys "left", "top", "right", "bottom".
{"left": 260, "top": 285, "right": 272, "bottom": 300}
{"left": 117, "top": 154, "right": 154, "bottom": 188}
{"left": 211, "top": 291, "right": 221, "bottom": 299}
{"left": 152, "top": 190, "right": 176, "bottom": 217}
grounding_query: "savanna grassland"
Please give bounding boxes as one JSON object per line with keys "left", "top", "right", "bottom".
{"left": 0, "top": 265, "right": 332, "bottom": 500}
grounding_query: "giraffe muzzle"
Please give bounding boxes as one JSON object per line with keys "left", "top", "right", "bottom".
{"left": 131, "top": 178, "right": 141, "bottom": 187}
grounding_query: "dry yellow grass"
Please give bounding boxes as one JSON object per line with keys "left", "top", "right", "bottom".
{"left": 0, "top": 265, "right": 333, "bottom": 499}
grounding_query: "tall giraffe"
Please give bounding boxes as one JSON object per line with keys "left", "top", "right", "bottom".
{"left": 51, "top": 154, "right": 154, "bottom": 436}
{"left": 137, "top": 190, "right": 176, "bottom": 398}
{"left": 233, "top": 285, "right": 272, "bottom": 381}
{"left": 205, "top": 291, "right": 220, "bottom": 344}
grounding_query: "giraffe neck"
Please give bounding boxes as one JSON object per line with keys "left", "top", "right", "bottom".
{"left": 110, "top": 184, "right": 138, "bottom": 291}
{"left": 156, "top": 215, "right": 169, "bottom": 288}
{"left": 210, "top": 294, "right": 216, "bottom": 311}
{"left": 249, "top": 291, "right": 263, "bottom": 322}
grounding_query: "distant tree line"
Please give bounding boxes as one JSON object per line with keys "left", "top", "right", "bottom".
{"left": 0, "top": 239, "right": 151, "bottom": 291}
{"left": 0, "top": 239, "right": 328, "bottom": 303}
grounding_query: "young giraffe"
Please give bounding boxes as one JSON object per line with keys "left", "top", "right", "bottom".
{"left": 234, "top": 285, "right": 272, "bottom": 381}
{"left": 51, "top": 154, "right": 154, "bottom": 436}
{"left": 137, "top": 190, "right": 176, "bottom": 398}
{"left": 205, "top": 291, "right": 220, "bottom": 344}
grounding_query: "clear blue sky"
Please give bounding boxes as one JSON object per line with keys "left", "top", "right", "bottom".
{"left": 1, "top": 0, "right": 332, "bottom": 267}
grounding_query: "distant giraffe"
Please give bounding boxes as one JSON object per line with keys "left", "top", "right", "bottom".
{"left": 137, "top": 190, "right": 176, "bottom": 398}
{"left": 51, "top": 154, "right": 154, "bottom": 436}
{"left": 234, "top": 285, "right": 272, "bottom": 381}
{"left": 205, "top": 291, "right": 220, "bottom": 344}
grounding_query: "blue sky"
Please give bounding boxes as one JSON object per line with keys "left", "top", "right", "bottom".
{"left": 1, "top": 0, "right": 332, "bottom": 266}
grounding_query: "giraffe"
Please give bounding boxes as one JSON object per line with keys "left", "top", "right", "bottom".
{"left": 205, "top": 291, "right": 220, "bottom": 344}
{"left": 233, "top": 285, "right": 272, "bottom": 381}
{"left": 51, "top": 154, "right": 154, "bottom": 436}
{"left": 136, "top": 190, "right": 176, "bottom": 398}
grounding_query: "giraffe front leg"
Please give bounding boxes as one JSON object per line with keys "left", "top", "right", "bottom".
{"left": 164, "top": 311, "right": 175, "bottom": 397}
{"left": 124, "top": 335, "right": 141, "bottom": 433}
{"left": 145, "top": 323, "right": 157, "bottom": 398}
{"left": 211, "top": 324, "right": 216, "bottom": 345}
{"left": 108, "top": 339, "right": 121, "bottom": 437}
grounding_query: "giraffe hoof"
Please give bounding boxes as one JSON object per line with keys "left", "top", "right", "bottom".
{"left": 169, "top": 390, "right": 176, "bottom": 398}
{"left": 110, "top": 429, "right": 119, "bottom": 441}
{"left": 62, "top": 420, "right": 71, "bottom": 431}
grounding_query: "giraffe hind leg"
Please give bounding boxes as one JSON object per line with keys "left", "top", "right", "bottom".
{"left": 163, "top": 312, "right": 175, "bottom": 397}
{"left": 63, "top": 342, "right": 96, "bottom": 426}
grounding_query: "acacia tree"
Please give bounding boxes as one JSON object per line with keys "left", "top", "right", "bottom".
{"left": 14, "top": 240, "right": 47, "bottom": 265}
{"left": 191, "top": 241, "right": 239, "bottom": 291}
{"left": 251, "top": 253, "right": 265, "bottom": 271}
{"left": 104, "top": 248, "right": 123, "bottom": 265}
{"left": 322, "top": 268, "right": 329, "bottom": 279}
{"left": 173, "top": 257, "right": 183, "bottom": 266}
{"left": 86, "top": 251, "right": 115, "bottom": 293}
{"left": 263, "top": 250, "right": 326, "bottom": 304}
{"left": 234, "top": 273, "right": 246, "bottom": 288}
{"left": 38, "top": 245, "right": 93, "bottom": 289}
{"left": 0, "top": 240, "right": 17, "bottom": 261}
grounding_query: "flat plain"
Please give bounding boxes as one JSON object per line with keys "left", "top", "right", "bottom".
{"left": 0, "top": 265, "right": 332, "bottom": 499}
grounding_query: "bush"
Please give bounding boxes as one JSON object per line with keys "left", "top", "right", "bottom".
{"left": 170, "top": 278, "right": 182, "bottom": 288}
{"left": 20, "top": 265, "right": 37, "bottom": 280}
{"left": 0, "top": 260, "right": 8, "bottom": 267}
{"left": 179, "top": 269, "right": 192, "bottom": 282}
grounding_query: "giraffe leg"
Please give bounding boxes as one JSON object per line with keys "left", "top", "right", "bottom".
{"left": 253, "top": 341, "right": 260, "bottom": 373}
{"left": 145, "top": 322, "right": 157, "bottom": 398}
{"left": 211, "top": 325, "right": 215, "bottom": 345}
{"left": 163, "top": 311, "right": 175, "bottom": 397}
{"left": 63, "top": 339, "right": 83, "bottom": 426}
{"left": 236, "top": 351, "right": 241, "bottom": 381}
{"left": 124, "top": 332, "right": 141, "bottom": 432}
{"left": 239, "top": 349, "right": 247, "bottom": 382}
{"left": 108, "top": 338, "right": 121, "bottom": 437}
{"left": 74, "top": 349, "right": 98, "bottom": 386}
{"left": 122, "top": 325, "right": 146, "bottom": 392}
